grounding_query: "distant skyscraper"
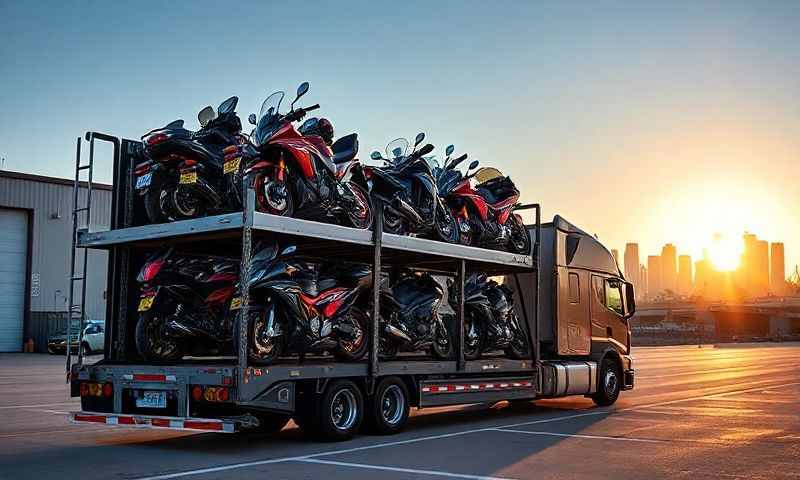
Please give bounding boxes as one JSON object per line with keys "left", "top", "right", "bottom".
{"left": 640, "top": 265, "right": 648, "bottom": 298}
{"left": 755, "top": 240, "right": 769, "bottom": 297}
{"left": 678, "top": 255, "right": 692, "bottom": 295}
{"left": 695, "top": 259, "right": 708, "bottom": 296}
{"left": 624, "top": 243, "right": 641, "bottom": 296}
{"left": 660, "top": 243, "right": 677, "bottom": 294}
{"left": 648, "top": 255, "right": 662, "bottom": 298}
{"left": 771, "top": 242, "right": 786, "bottom": 295}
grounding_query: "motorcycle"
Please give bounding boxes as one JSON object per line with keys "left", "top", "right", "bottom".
{"left": 135, "top": 249, "right": 239, "bottom": 361}
{"left": 446, "top": 274, "right": 530, "bottom": 360}
{"left": 379, "top": 269, "right": 453, "bottom": 360}
{"left": 245, "top": 82, "right": 372, "bottom": 229}
{"left": 435, "top": 145, "right": 531, "bottom": 253}
{"left": 136, "top": 96, "right": 248, "bottom": 223}
{"left": 366, "top": 134, "right": 459, "bottom": 243}
{"left": 232, "top": 243, "right": 372, "bottom": 365}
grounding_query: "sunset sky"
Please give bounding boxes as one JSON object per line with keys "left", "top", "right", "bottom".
{"left": 1, "top": 1, "right": 798, "bottom": 272}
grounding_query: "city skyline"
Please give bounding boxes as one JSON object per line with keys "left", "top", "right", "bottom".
{"left": 617, "top": 230, "right": 793, "bottom": 301}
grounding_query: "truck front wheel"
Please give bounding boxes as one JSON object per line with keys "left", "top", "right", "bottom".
{"left": 591, "top": 358, "right": 621, "bottom": 406}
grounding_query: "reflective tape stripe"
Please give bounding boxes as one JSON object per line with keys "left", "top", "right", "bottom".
{"left": 70, "top": 412, "right": 234, "bottom": 432}
{"left": 421, "top": 381, "right": 534, "bottom": 395}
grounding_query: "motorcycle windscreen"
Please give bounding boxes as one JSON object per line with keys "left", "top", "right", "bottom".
{"left": 472, "top": 167, "right": 505, "bottom": 185}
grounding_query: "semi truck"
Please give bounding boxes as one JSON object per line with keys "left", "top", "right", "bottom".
{"left": 67, "top": 132, "right": 635, "bottom": 441}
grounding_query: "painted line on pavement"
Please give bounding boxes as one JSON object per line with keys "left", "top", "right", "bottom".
{"left": 297, "top": 458, "right": 513, "bottom": 480}
{"left": 493, "top": 428, "right": 664, "bottom": 443}
{"left": 133, "top": 379, "right": 800, "bottom": 480}
{"left": 0, "top": 402, "right": 77, "bottom": 410}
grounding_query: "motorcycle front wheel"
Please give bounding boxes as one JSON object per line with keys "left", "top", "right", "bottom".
{"left": 381, "top": 204, "right": 406, "bottom": 235}
{"left": 255, "top": 172, "right": 295, "bottom": 217}
{"left": 463, "top": 311, "right": 484, "bottom": 361}
{"left": 345, "top": 183, "right": 373, "bottom": 230}
{"left": 434, "top": 202, "right": 460, "bottom": 244}
{"left": 430, "top": 317, "right": 453, "bottom": 359}
{"left": 247, "top": 309, "right": 286, "bottom": 364}
{"left": 504, "top": 313, "right": 530, "bottom": 359}
{"left": 135, "top": 311, "right": 184, "bottom": 362}
{"left": 334, "top": 306, "right": 370, "bottom": 361}
{"left": 507, "top": 215, "right": 531, "bottom": 254}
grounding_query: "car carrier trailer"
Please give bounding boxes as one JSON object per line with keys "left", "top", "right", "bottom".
{"left": 67, "top": 132, "right": 635, "bottom": 440}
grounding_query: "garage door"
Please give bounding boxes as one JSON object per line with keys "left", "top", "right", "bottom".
{"left": 0, "top": 209, "right": 28, "bottom": 352}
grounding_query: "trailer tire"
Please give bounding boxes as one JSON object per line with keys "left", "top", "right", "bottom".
{"left": 365, "top": 377, "right": 410, "bottom": 435}
{"left": 305, "top": 380, "right": 364, "bottom": 441}
{"left": 591, "top": 357, "right": 621, "bottom": 406}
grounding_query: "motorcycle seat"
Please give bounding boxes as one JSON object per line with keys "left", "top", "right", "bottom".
{"left": 331, "top": 133, "right": 358, "bottom": 164}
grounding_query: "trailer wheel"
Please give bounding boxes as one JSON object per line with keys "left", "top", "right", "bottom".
{"left": 365, "top": 377, "right": 410, "bottom": 435}
{"left": 303, "top": 380, "right": 364, "bottom": 441}
{"left": 591, "top": 358, "right": 621, "bottom": 406}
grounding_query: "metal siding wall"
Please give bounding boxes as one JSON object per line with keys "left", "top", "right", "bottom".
{"left": 0, "top": 176, "right": 111, "bottom": 350}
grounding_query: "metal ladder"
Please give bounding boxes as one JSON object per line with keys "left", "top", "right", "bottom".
{"left": 66, "top": 134, "right": 95, "bottom": 379}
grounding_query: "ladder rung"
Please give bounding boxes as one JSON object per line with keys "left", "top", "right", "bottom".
{"left": 71, "top": 276, "right": 84, "bottom": 281}
{"left": 74, "top": 207, "right": 89, "bottom": 212}
{"left": 77, "top": 164, "right": 92, "bottom": 171}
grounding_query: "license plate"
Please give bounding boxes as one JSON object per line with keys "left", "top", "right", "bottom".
{"left": 136, "top": 390, "right": 167, "bottom": 409}
{"left": 138, "top": 296, "right": 155, "bottom": 312}
{"left": 223, "top": 157, "right": 241, "bottom": 174}
{"left": 229, "top": 297, "right": 242, "bottom": 310}
{"left": 179, "top": 171, "right": 197, "bottom": 184}
{"left": 136, "top": 172, "right": 152, "bottom": 189}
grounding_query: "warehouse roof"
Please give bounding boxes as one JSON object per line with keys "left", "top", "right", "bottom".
{"left": 0, "top": 169, "right": 112, "bottom": 191}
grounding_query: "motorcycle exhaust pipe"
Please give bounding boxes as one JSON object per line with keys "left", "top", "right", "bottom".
{"left": 392, "top": 197, "right": 424, "bottom": 225}
{"left": 385, "top": 324, "right": 413, "bottom": 343}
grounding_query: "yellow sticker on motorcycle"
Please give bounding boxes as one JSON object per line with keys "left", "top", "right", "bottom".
{"left": 138, "top": 296, "right": 155, "bottom": 312}
{"left": 223, "top": 157, "right": 241, "bottom": 175}
{"left": 179, "top": 171, "right": 197, "bottom": 184}
{"left": 229, "top": 297, "right": 242, "bottom": 310}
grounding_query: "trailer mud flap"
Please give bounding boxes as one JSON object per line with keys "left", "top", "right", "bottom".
{"left": 419, "top": 376, "right": 536, "bottom": 407}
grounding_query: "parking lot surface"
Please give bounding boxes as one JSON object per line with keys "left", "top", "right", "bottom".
{"left": 1, "top": 344, "right": 799, "bottom": 479}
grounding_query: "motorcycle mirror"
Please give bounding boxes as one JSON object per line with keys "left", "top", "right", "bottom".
{"left": 417, "top": 144, "right": 434, "bottom": 156}
{"left": 414, "top": 132, "right": 425, "bottom": 147}
{"left": 370, "top": 151, "right": 383, "bottom": 161}
{"left": 217, "top": 96, "right": 238, "bottom": 115}
{"left": 468, "top": 160, "right": 479, "bottom": 170}
{"left": 248, "top": 113, "right": 257, "bottom": 125}
{"left": 291, "top": 81, "right": 310, "bottom": 110}
{"left": 281, "top": 245, "right": 297, "bottom": 256}
{"left": 198, "top": 106, "right": 215, "bottom": 127}
{"left": 445, "top": 144, "right": 455, "bottom": 156}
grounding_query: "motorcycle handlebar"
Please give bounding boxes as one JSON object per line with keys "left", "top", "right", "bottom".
{"left": 286, "top": 104, "right": 321, "bottom": 123}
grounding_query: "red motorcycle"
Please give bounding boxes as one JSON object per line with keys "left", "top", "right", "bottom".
{"left": 436, "top": 148, "right": 530, "bottom": 253}
{"left": 243, "top": 82, "right": 372, "bottom": 229}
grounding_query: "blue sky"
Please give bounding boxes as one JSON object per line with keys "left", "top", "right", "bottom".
{"left": 1, "top": 1, "right": 799, "bottom": 270}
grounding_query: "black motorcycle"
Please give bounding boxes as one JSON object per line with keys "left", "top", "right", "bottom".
{"left": 244, "top": 82, "right": 372, "bottom": 229}
{"left": 233, "top": 243, "right": 372, "bottom": 365}
{"left": 135, "top": 249, "right": 239, "bottom": 361}
{"left": 447, "top": 274, "right": 529, "bottom": 360}
{"left": 136, "top": 96, "right": 247, "bottom": 223}
{"left": 379, "top": 270, "right": 453, "bottom": 360}
{"left": 366, "top": 133, "right": 459, "bottom": 243}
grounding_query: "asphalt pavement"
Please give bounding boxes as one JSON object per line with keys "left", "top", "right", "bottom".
{"left": 1, "top": 344, "right": 799, "bottom": 480}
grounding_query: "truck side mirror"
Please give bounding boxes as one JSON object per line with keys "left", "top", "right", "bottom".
{"left": 624, "top": 282, "right": 636, "bottom": 317}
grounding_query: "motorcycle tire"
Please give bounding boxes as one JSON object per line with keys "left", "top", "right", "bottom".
{"left": 430, "top": 318, "right": 454, "bottom": 360}
{"left": 378, "top": 333, "right": 399, "bottom": 360}
{"left": 144, "top": 168, "right": 205, "bottom": 223}
{"left": 463, "top": 311, "right": 484, "bottom": 361}
{"left": 245, "top": 310, "right": 286, "bottom": 365}
{"left": 504, "top": 313, "right": 531, "bottom": 359}
{"left": 457, "top": 216, "right": 474, "bottom": 246}
{"left": 434, "top": 202, "right": 460, "bottom": 244}
{"left": 135, "top": 312, "right": 183, "bottom": 362}
{"left": 381, "top": 204, "right": 405, "bottom": 235}
{"left": 333, "top": 307, "right": 370, "bottom": 362}
{"left": 507, "top": 215, "right": 532, "bottom": 254}
{"left": 345, "top": 183, "right": 373, "bottom": 230}
{"left": 255, "top": 172, "right": 295, "bottom": 217}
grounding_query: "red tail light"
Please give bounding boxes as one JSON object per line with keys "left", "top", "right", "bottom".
{"left": 140, "top": 260, "right": 164, "bottom": 282}
{"left": 194, "top": 386, "right": 231, "bottom": 403}
{"left": 102, "top": 383, "right": 113, "bottom": 398}
{"left": 192, "top": 385, "right": 203, "bottom": 402}
{"left": 146, "top": 133, "right": 168, "bottom": 146}
{"left": 181, "top": 159, "right": 197, "bottom": 168}
{"left": 134, "top": 162, "right": 152, "bottom": 176}
{"left": 80, "top": 383, "right": 89, "bottom": 396}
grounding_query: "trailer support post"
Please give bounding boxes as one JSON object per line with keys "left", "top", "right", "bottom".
{"left": 456, "top": 259, "right": 466, "bottom": 371}
{"left": 238, "top": 187, "right": 256, "bottom": 390}
{"left": 369, "top": 203, "right": 383, "bottom": 379}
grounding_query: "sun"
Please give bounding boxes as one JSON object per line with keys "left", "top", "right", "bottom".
{"left": 708, "top": 234, "right": 743, "bottom": 272}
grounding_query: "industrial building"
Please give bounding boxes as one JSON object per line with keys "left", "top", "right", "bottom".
{"left": 0, "top": 170, "right": 110, "bottom": 352}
